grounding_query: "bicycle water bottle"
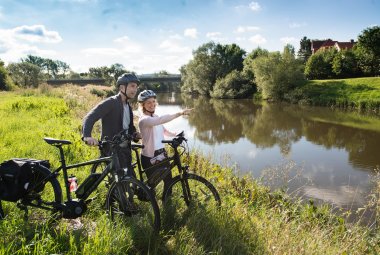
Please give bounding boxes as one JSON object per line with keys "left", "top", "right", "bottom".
{"left": 68, "top": 176, "right": 78, "bottom": 192}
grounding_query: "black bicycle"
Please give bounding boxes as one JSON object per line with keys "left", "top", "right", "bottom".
{"left": 92, "top": 131, "right": 221, "bottom": 211}
{"left": 0, "top": 130, "right": 160, "bottom": 232}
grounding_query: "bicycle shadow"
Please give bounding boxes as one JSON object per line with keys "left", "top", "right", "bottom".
{"left": 160, "top": 202, "right": 268, "bottom": 254}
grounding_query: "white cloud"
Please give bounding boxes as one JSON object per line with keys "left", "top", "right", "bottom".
{"left": 13, "top": 25, "right": 62, "bottom": 43}
{"left": 184, "top": 28, "right": 198, "bottom": 39}
{"left": 236, "top": 37, "right": 246, "bottom": 42}
{"left": 159, "top": 39, "right": 190, "bottom": 53}
{"left": 206, "top": 32, "right": 226, "bottom": 41}
{"left": 82, "top": 47, "right": 120, "bottom": 56}
{"left": 235, "top": 26, "right": 260, "bottom": 33}
{"left": 280, "top": 37, "right": 297, "bottom": 45}
{"left": 289, "top": 22, "right": 307, "bottom": 28}
{"left": 249, "top": 34, "right": 267, "bottom": 45}
{"left": 113, "top": 36, "right": 142, "bottom": 53}
{"left": 235, "top": 2, "right": 261, "bottom": 13}
{"left": 249, "top": 2, "right": 261, "bottom": 11}
{"left": 169, "top": 34, "right": 183, "bottom": 40}
{"left": 0, "top": 26, "right": 59, "bottom": 64}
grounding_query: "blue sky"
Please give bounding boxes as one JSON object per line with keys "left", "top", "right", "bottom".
{"left": 0, "top": 0, "right": 379, "bottom": 74}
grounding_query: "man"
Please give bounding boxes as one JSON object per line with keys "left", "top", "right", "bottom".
{"left": 82, "top": 73, "right": 140, "bottom": 174}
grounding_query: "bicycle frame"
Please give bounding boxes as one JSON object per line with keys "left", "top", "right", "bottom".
{"left": 131, "top": 138, "right": 187, "bottom": 187}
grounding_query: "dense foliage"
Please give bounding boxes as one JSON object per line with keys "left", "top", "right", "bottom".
{"left": 252, "top": 45, "right": 306, "bottom": 100}
{"left": 180, "top": 42, "right": 247, "bottom": 97}
{"left": 305, "top": 26, "right": 380, "bottom": 79}
{"left": 297, "top": 36, "right": 312, "bottom": 63}
{"left": 0, "top": 60, "right": 14, "bottom": 90}
{"left": 356, "top": 26, "right": 380, "bottom": 76}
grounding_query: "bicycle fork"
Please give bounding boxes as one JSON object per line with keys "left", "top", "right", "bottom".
{"left": 180, "top": 173, "right": 192, "bottom": 206}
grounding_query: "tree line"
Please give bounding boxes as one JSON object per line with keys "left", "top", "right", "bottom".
{"left": 181, "top": 26, "right": 380, "bottom": 100}
{"left": 1, "top": 26, "right": 379, "bottom": 101}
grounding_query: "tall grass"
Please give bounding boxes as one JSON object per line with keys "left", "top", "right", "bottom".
{"left": 287, "top": 77, "right": 380, "bottom": 114}
{"left": 0, "top": 85, "right": 379, "bottom": 254}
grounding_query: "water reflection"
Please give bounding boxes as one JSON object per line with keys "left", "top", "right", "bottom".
{"left": 176, "top": 94, "right": 380, "bottom": 171}
{"left": 155, "top": 93, "right": 380, "bottom": 218}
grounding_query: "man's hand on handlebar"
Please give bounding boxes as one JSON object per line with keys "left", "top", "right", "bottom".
{"left": 83, "top": 137, "right": 98, "bottom": 146}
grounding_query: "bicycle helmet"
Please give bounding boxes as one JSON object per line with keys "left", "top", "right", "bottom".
{"left": 138, "top": 90, "right": 156, "bottom": 102}
{"left": 116, "top": 73, "right": 140, "bottom": 87}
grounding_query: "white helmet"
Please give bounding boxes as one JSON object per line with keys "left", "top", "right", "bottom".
{"left": 138, "top": 90, "right": 156, "bottom": 102}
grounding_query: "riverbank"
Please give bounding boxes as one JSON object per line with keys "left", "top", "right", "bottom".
{"left": 0, "top": 86, "right": 379, "bottom": 254}
{"left": 289, "top": 77, "right": 380, "bottom": 113}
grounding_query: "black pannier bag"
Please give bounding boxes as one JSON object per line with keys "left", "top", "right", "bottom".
{"left": 0, "top": 158, "right": 50, "bottom": 202}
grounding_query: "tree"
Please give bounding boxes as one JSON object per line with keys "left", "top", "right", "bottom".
{"left": 243, "top": 47, "right": 269, "bottom": 80}
{"left": 211, "top": 70, "right": 254, "bottom": 99}
{"left": 180, "top": 41, "right": 246, "bottom": 96}
{"left": 252, "top": 46, "right": 305, "bottom": 100}
{"left": 89, "top": 64, "right": 128, "bottom": 86}
{"left": 7, "top": 62, "right": 43, "bottom": 87}
{"left": 297, "top": 36, "right": 312, "bottom": 63}
{"left": 332, "top": 49, "right": 360, "bottom": 78}
{"left": 22, "top": 55, "right": 71, "bottom": 79}
{"left": 0, "top": 60, "right": 14, "bottom": 91}
{"left": 355, "top": 26, "right": 380, "bottom": 76}
{"left": 304, "top": 48, "right": 336, "bottom": 79}
{"left": 109, "top": 63, "right": 127, "bottom": 83}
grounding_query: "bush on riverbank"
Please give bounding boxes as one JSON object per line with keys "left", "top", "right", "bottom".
{"left": 1, "top": 86, "right": 379, "bottom": 254}
{"left": 284, "top": 77, "right": 380, "bottom": 113}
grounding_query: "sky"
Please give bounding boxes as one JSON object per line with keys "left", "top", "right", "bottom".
{"left": 0, "top": 0, "right": 379, "bottom": 75}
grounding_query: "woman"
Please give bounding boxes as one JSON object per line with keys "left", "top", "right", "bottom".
{"left": 137, "top": 90, "right": 192, "bottom": 196}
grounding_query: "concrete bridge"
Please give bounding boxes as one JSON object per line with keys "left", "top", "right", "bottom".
{"left": 139, "top": 74, "right": 181, "bottom": 83}
{"left": 47, "top": 74, "right": 181, "bottom": 86}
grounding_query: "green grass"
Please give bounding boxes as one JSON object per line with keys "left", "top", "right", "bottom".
{"left": 293, "top": 77, "right": 380, "bottom": 113}
{"left": 1, "top": 86, "right": 379, "bottom": 254}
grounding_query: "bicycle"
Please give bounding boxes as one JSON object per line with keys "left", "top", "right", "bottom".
{"left": 0, "top": 130, "right": 160, "bottom": 232}
{"left": 92, "top": 131, "right": 221, "bottom": 211}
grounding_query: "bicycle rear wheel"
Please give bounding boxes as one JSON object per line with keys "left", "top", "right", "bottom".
{"left": 163, "top": 173, "right": 221, "bottom": 210}
{"left": 106, "top": 177, "right": 160, "bottom": 232}
{"left": 22, "top": 164, "right": 62, "bottom": 222}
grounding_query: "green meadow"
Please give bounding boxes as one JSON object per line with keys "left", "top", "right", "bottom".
{"left": 293, "top": 77, "right": 380, "bottom": 113}
{"left": 0, "top": 85, "right": 379, "bottom": 254}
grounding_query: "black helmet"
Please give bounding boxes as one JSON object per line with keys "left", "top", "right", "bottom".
{"left": 138, "top": 90, "right": 156, "bottom": 102}
{"left": 116, "top": 73, "right": 140, "bottom": 87}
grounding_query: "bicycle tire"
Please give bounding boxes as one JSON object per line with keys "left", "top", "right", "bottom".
{"left": 162, "top": 173, "right": 221, "bottom": 209}
{"left": 23, "top": 164, "right": 63, "bottom": 222}
{"left": 106, "top": 177, "right": 161, "bottom": 232}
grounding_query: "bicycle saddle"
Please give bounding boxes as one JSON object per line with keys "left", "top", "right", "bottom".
{"left": 43, "top": 137, "right": 72, "bottom": 145}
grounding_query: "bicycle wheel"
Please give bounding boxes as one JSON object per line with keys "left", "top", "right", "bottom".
{"left": 106, "top": 177, "right": 160, "bottom": 232}
{"left": 22, "top": 164, "right": 63, "bottom": 222}
{"left": 163, "top": 173, "right": 221, "bottom": 210}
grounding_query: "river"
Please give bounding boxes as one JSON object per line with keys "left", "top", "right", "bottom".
{"left": 149, "top": 92, "right": 380, "bottom": 223}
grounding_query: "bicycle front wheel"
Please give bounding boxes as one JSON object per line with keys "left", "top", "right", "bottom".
{"left": 106, "top": 177, "right": 160, "bottom": 232}
{"left": 163, "top": 173, "right": 221, "bottom": 209}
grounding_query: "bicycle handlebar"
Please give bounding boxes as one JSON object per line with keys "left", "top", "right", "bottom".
{"left": 161, "top": 131, "right": 187, "bottom": 148}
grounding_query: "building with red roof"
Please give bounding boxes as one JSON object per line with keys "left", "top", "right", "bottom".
{"left": 311, "top": 39, "right": 355, "bottom": 54}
